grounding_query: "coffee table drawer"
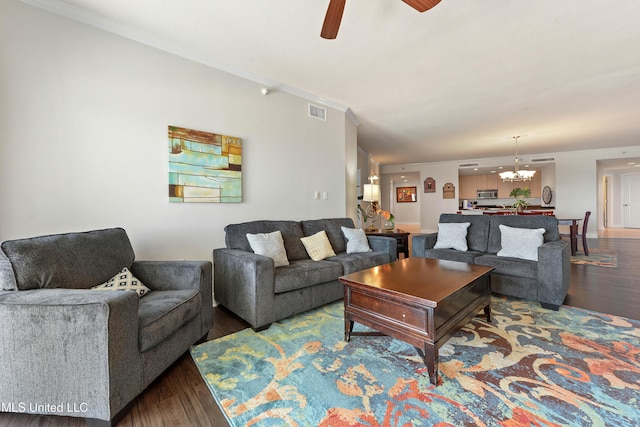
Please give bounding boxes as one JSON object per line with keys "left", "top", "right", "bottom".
{"left": 347, "top": 288, "right": 428, "bottom": 332}
{"left": 436, "top": 276, "right": 490, "bottom": 328}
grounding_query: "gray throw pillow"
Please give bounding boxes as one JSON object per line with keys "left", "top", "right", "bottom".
{"left": 434, "top": 222, "right": 470, "bottom": 251}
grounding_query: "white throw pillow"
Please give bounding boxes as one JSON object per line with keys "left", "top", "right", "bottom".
{"left": 246, "top": 230, "right": 290, "bottom": 267}
{"left": 341, "top": 227, "right": 372, "bottom": 254}
{"left": 433, "top": 222, "right": 470, "bottom": 251}
{"left": 92, "top": 267, "right": 151, "bottom": 297}
{"left": 300, "top": 230, "right": 336, "bottom": 261}
{"left": 497, "top": 225, "right": 546, "bottom": 261}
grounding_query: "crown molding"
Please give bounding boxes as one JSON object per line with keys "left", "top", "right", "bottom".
{"left": 19, "top": 0, "right": 360, "bottom": 126}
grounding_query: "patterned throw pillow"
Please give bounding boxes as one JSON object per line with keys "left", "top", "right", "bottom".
{"left": 92, "top": 267, "right": 151, "bottom": 297}
{"left": 300, "top": 230, "right": 337, "bottom": 261}
{"left": 246, "top": 230, "right": 290, "bottom": 267}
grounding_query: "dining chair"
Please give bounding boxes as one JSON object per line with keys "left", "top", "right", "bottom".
{"left": 561, "top": 211, "right": 591, "bottom": 256}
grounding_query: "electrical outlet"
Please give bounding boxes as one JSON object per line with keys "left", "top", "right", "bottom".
{"left": 314, "top": 191, "right": 320, "bottom": 200}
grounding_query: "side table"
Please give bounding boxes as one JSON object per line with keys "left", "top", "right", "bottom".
{"left": 365, "top": 229, "right": 410, "bottom": 259}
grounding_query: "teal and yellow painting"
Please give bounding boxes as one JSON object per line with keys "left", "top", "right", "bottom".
{"left": 168, "top": 126, "right": 242, "bottom": 203}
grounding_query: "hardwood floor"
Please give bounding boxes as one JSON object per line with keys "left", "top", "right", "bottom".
{"left": 2, "top": 237, "right": 638, "bottom": 427}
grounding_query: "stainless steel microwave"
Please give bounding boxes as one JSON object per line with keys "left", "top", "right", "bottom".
{"left": 477, "top": 190, "right": 498, "bottom": 199}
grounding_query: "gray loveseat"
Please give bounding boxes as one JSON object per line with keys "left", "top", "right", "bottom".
{"left": 214, "top": 218, "right": 397, "bottom": 331}
{"left": 0, "top": 228, "right": 213, "bottom": 426}
{"left": 412, "top": 213, "right": 571, "bottom": 310}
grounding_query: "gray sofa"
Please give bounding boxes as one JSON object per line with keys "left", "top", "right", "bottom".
{"left": 214, "top": 218, "right": 397, "bottom": 331}
{"left": 0, "top": 228, "right": 213, "bottom": 426}
{"left": 412, "top": 213, "right": 571, "bottom": 310}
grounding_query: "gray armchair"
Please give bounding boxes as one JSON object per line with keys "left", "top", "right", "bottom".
{"left": 0, "top": 228, "right": 213, "bottom": 426}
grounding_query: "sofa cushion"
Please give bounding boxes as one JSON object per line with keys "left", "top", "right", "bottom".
{"left": 341, "top": 227, "right": 372, "bottom": 254}
{"left": 438, "top": 214, "right": 490, "bottom": 252}
{"left": 423, "top": 248, "right": 483, "bottom": 264}
{"left": 497, "top": 225, "right": 545, "bottom": 261}
{"left": 0, "top": 228, "right": 135, "bottom": 291}
{"left": 487, "top": 215, "right": 559, "bottom": 254}
{"left": 138, "top": 289, "right": 201, "bottom": 352}
{"left": 91, "top": 267, "right": 151, "bottom": 297}
{"left": 274, "top": 259, "right": 343, "bottom": 294}
{"left": 474, "top": 254, "right": 538, "bottom": 279}
{"left": 246, "top": 231, "right": 289, "bottom": 267}
{"left": 434, "top": 222, "right": 470, "bottom": 251}
{"left": 301, "top": 218, "right": 355, "bottom": 254}
{"left": 224, "top": 220, "right": 308, "bottom": 261}
{"left": 300, "top": 231, "right": 337, "bottom": 261}
{"left": 328, "top": 252, "right": 391, "bottom": 275}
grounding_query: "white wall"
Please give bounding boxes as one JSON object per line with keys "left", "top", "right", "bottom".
{"left": 382, "top": 146, "right": 640, "bottom": 237}
{"left": 0, "top": 0, "right": 356, "bottom": 261}
{"left": 380, "top": 175, "right": 420, "bottom": 225}
{"left": 540, "top": 164, "right": 556, "bottom": 207}
{"left": 382, "top": 163, "right": 460, "bottom": 233}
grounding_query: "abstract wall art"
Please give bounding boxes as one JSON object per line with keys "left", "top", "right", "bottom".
{"left": 168, "top": 126, "right": 242, "bottom": 203}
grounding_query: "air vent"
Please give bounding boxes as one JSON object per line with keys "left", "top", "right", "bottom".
{"left": 459, "top": 163, "right": 479, "bottom": 168}
{"left": 308, "top": 103, "right": 327, "bottom": 121}
{"left": 531, "top": 157, "right": 555, "bottom": 163}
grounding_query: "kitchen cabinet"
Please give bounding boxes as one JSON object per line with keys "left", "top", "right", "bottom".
{"left": 498, "top": 178, "right": 516, "bottom": 198}
{"left": 459, "top": 175, "right": 477, "bottom": 199}
{"left": 529, "top": 172, "right": 542, "bottom": 197}
{"left": 460, "top": 171, "right": 541, "bottom": 200}
{"left": 476, "top": 174, "right": 498, "bottom": 190}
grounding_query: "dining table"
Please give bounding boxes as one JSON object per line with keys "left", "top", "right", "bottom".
{"left": 557, "top": 217, "right": 582, "bottom": 256}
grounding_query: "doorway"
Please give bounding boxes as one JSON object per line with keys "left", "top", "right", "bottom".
{"left": 622, "top": 173, "right": 640, "bottom": 228}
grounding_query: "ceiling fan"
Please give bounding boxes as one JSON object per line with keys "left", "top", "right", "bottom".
{"left": 321, "top": 0, "right": 442, "bottom": 39}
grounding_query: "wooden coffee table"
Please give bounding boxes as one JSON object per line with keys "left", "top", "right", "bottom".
{"left": 339, "top": 257, "right": 493, "bottom": 385}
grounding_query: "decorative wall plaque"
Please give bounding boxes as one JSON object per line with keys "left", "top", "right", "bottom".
{"left": 424, "top": 177, "right": 435, "bottom": 193}
{"left": 443, "top": 182, "right": 455, "bottom": 199}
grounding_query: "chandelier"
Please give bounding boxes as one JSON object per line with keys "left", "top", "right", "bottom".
{"left": 499, "top": 136, "right": 536, "bottom": 182}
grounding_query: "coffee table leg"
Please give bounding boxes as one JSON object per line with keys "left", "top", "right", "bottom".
{"left": 345, "top": 319, "right": 354, "bottom": 342}
{"left": 484, "top": 304, "right": 491, "bottom": 322}
{"left": 414, "top": 345, "right": 438, "bottom": 385}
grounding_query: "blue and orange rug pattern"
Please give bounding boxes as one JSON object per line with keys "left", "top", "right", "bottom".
{"left": 571, "top": 248, "right": 618, "bottom": 268}
{"left": 191, "top": 296, "right": 639, "bottom": 426}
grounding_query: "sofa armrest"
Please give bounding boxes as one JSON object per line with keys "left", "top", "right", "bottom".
{"left": 0, "top": 289, "right": 141, "bottom": 421}
{"left": 213, "top": 248, "right": 275, "bottom": 328}
{"left": 411, "top": 233, "right": 438, "bottom": 257}
{"left": 131, "top": 261, "right": 211, "bottom": 292}
{"left": 537, "top": 240, "right": 571, "bottom": 306}
{"left": 132, "top": 261, "right": 213, "bottom": 336}
{"left": 367, "top": 235, "right": 398, "bottom": 261}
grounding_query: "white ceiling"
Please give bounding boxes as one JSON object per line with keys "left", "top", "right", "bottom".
{"left": 27, "top": 0, "right": 640, "bottom": 166}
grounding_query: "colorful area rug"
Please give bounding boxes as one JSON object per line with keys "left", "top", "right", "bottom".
{"left": 571, "top": 248, "right": 618, "bottom": 268}
{"left": 191, "top": 297, "right": 640, "bottom": 426}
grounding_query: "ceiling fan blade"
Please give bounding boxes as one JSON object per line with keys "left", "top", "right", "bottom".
{"left": 321, "top": 0, "right": 346, "bottom": 39}
{"left": 402, "top": 0, "right": 442, "bottom": 13}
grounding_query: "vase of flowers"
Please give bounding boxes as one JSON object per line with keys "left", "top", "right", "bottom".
{"left": 381, "top": 210, "right": 395, "bottom": 231}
